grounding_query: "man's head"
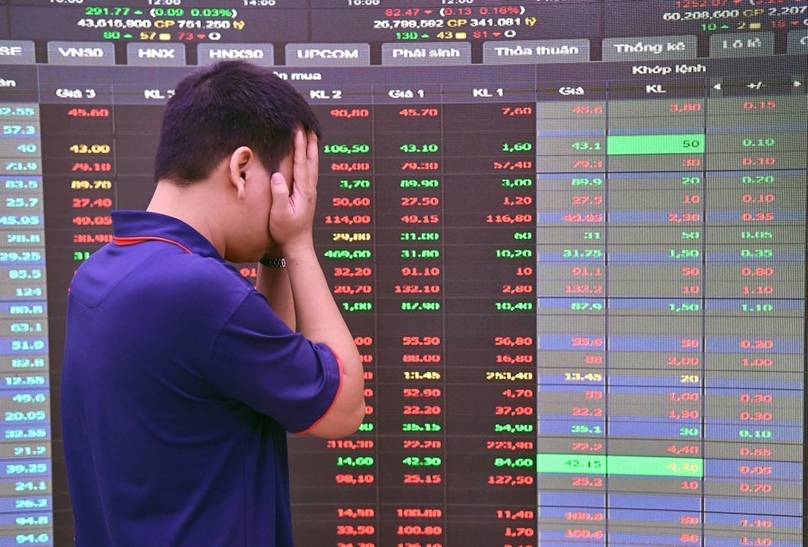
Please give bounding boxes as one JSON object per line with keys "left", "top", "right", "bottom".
{"left": 154, "top": 60, "right": 321, "bottom": 185}
{"left": 148, "top": 61, "right": 322, "bottom": 263}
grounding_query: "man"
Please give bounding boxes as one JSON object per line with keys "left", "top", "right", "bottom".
{"left": 60, "top": 60, "right": 365, "bottom": 546}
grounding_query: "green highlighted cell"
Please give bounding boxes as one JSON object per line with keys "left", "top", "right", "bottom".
{"left": 537, "top": 454, "right": 703, "bottom": 477}
{"left": 607, "top": 134, "right": 704, "bottom": 155}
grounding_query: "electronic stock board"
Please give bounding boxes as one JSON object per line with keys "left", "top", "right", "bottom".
{"left": 0, "top": 1, "right": 805, "bottom": 546}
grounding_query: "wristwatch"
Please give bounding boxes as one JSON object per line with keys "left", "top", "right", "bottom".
{"left": 259, "top": 256, "right": 286, "bottom": 268}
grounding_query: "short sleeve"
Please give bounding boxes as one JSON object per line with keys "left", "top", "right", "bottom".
{"left": 204, "top": 291, "right": 342, "bottom": 433}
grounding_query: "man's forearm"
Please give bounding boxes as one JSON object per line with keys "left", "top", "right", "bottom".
{"left": 255, "top": 263, "right": 296, "bottom": 330}
{"left": 284, "top": 245, "right": 365, "bottom": 438}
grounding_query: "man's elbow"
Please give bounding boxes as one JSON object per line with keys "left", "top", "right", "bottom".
{"left": 337, "top": 402, "right": 367, "bottom": 438}
{"left": 308, "top": 398, "right": 366, "bottom": 439}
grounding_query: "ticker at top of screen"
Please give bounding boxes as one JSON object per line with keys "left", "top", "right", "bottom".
{"left": 0, "top": 18, "right": 803, "bottom": 69}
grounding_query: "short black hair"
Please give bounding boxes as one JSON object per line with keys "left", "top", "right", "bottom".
{"left": 154, "top": 60, "right": 321, "bottom": 185}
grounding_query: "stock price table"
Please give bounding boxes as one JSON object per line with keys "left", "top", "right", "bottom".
{"left": 280, "top": 64, "right": 805, "bottom": 547}
{"left": 0, "top": 59, "right": 804, "bottom": 547}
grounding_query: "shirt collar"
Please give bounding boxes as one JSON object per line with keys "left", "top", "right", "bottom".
{"left": 111, "top": 210, "right": 223, "bottom": 260}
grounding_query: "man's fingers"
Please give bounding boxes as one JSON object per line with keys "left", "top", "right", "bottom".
{"left": 292, "top": 129, "right": 309, "bottom": 194}
{"left": 270, "top": 172, "right": 290, "bottom": 210}
{"left": 307, "top": 130, "right": 319, "bottom": 187}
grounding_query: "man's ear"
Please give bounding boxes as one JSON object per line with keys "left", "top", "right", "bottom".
{"left": 228, "top": 146, "right": 254, "bottom": 199}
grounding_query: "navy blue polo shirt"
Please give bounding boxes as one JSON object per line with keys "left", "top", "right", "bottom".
{"left": 61, "top": 210, "right": 342, "bottom": 547}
